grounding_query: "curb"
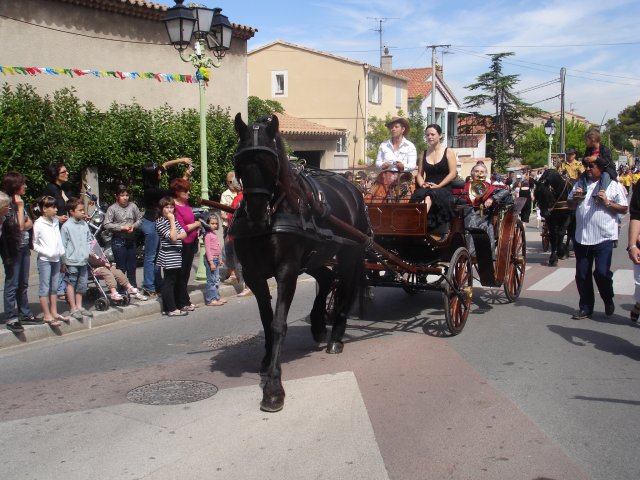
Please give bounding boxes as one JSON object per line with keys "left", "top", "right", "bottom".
{"left": 0, "top": 280, "right": 273, "bottom": 351}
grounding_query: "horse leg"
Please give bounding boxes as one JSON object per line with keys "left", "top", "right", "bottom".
{"left": 307, "top": 266, "right": 334, "bottom": 343}
{"left": 260, "top": 275, "right": 297, "bottom": 413}
{"left": 243, "top": 276, "right": 273, "bottom": 375}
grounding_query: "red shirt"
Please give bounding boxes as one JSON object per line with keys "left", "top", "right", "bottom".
{"left": 174, "top": 203, "right": 198, "bottom": 244}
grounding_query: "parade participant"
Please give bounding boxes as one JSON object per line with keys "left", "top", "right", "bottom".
{"left": 558, "top": 148, "right": 584, "bottom": 181}
{"left": 574, "top": 129, "right": 616, "bottom": 198}
{"left": 375, "top": 117, "right": 417, "bottom": 172}
{"left": 1, "top": 172, "right": 39, "bottom": 331}
{"left": 140, "top": 157, "right": 192, "bottom": 298}
{"left": 518, "top": 172, "right": 535, "bottom": 224}
{"left": 633, "top": 169, "right": 640, "bottom": 186}
{"left": 410, "top": 124, "right": 457, "bottom": 235}
{"left": 626, "top": 179, "right": 640, "bottom": 322}
{"left": 568, "top": 157, "right": 628, "bottom": 319}
{"left": 619, "top": 168, "right": 632, "bottom": 195}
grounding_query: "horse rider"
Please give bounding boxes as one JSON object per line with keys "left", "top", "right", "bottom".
{"left": 558, "top": 148, "right": 584, "bottom": 181}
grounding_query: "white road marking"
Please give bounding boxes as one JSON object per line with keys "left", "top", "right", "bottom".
{"left": 613, "top": 269, "right": 634, "bottom": 296}
{"left": 528, "top": 268, "right": 575, "bottom": 291}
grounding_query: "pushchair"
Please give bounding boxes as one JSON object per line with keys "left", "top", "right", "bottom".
{"left": 86, "top": 240, "right": 130, "bottom": 311}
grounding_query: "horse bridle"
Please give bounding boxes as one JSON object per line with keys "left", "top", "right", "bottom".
{"left": 543, "top": 173, "right": 572, "bottom": 211}
{"left": 234, "top": 122, "right": 281, "bottom": 197}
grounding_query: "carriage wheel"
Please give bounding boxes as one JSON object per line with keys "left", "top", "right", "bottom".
{"left": 504, "top": 221, "right": 527, "bottom": 302}
{"left": 443, "top": 247, "right": 473, "bottom": 335}
{"left": 541, "top": 222, "right": 550, "bottom": 252}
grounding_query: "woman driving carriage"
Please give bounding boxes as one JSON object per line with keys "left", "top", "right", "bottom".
{"left": 409, "top": 124, "right": 458, "bottom": 234}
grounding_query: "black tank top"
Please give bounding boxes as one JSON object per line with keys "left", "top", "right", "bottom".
{"left": 423, "top": 148, "right": 450, "bottom": 186}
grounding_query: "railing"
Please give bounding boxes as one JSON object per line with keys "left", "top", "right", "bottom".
{"left": 448, "top": 135, "right": 479, "bottom": 148}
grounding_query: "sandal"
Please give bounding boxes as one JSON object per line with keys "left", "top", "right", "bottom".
{"left": 631, "top": 304, "right": 640, "bottom": 322}
{"left": 56, "top": 314, "right": 70, "bottom": 323}
{"left": 110, "top": 292, "right": 124, "bottom": 301}
{"left": 44, "top": 318, "right": 62, "bottom": 328}
{"left": 181, "top": 304, "right": 196, "bottom": 312}
{"left": 206, "top": 300, "right": 224, "bottom": 306}
{"left": 167, "top": 310, "right": 188, "bottom": 317}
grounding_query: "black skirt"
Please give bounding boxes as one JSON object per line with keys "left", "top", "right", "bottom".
{"left": 410, "top": 187, "right": 454, "bottom": 234}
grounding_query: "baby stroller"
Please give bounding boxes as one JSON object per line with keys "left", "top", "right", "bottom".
{"left": 86, "top": 240, "right": 130, "bottom": 311}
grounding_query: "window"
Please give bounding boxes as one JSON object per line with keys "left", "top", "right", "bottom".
{"left": 336, "top": 134, "right": 348, "bottom": 153}
{"left": 271, "top": 70, "right": 288, "bottom": 97}
{"left": 368, "top": 74, "right": 381, "bottom": 104}
{"left": 395, "top": 80, "right": 402, "bottom": 108}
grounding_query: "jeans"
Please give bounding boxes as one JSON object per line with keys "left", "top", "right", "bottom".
{"left": 65, "top": 265, "right": 89, "bottom": 294}
{"left": 175, "top": 241, "right": 198, "bottom": 308}
{"left": 161, "top": 268, "right": 180, "bottom": 313}
{"left": 3, "top": 245, "right": 33, "bottom": 321}
{"left": 204, "top": 258, "right": 220, "bottom": 303}
{"left": 574, "top": 240, "right": 614, "bottom": 313}
{"left": 38, "top": 258, "right": 61, "bottom": 297}
{"left": 111, "top": 237, "right": 137, "bottom": 288}
{"left": 140, "top": 218, "right": 161, "bottom": 293}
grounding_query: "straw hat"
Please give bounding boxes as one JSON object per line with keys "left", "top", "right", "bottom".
{"left": 385, "top": 117, "right": 410, "bottom": 134}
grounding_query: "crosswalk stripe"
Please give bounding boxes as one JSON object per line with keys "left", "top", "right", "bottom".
{"left": 528, "top": 268, "right": 575, "bottom": 291}
{"left": 613, "top": 269, "right": 634, "bottom": 296}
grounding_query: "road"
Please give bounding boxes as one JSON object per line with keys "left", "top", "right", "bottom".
{"left": 0, "top": 222, "right": 638, "bottom": 479}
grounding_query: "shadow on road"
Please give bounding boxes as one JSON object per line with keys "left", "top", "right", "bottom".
{"left": 547, "top": 324, "right": 640, "bottom": 361}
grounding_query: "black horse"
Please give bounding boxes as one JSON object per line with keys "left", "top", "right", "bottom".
{"left": 534, "top": 169, "right": 576, "bottom": 266}
{"left": 230, "top": 113, "right": 369, "bottom": 412}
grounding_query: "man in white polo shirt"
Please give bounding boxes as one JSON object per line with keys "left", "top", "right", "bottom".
{"left": 375, "top": 117, "right": 417, "bottom": 172}
{"left": 568, "top": 156, "right": 628, "bottom": 319}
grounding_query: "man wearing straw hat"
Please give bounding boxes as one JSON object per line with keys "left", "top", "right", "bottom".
{"left": 375, "top": 117, "right": 417, "bottom": 172}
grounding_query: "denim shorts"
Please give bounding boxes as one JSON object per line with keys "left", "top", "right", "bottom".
{"left": 65, "top": 265, "right": 89, "bottom": 294}
{"left": 37, "top": 258, "right": 61, "bottom": 297}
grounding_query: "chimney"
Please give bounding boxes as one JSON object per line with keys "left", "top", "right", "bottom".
{"left": 381, "top": 47, "right": 392, "bottom": 71}
{"left": 436, "top": 63, "right": 443, "bottom": 76}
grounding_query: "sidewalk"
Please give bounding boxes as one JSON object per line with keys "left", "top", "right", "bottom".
{"left": 0, "top": 251, "right": 261, "bottom": 350}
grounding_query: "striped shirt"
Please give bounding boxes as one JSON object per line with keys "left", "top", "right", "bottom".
{"left": 569, "top": 179, "right": 628, "bottom": 245}
{"left": 155, "top": 217, "right": 185, "bottom": 269}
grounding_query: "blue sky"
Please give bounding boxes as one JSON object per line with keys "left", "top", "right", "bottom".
{"left": 158, "top": 0, "right": 640, "bottom": 125}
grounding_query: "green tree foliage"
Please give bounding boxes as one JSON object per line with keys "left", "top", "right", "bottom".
{"left": 517, "top": 119, "right": 590, "bottom": 168}
{"left": 463, "top": 52, "right": 541, "bottom": 172}
{"left": 0, "top": 83, "right": 237, "bottom": 203}
{"left": 604, "top": 118, "right": 634, "bottom": 154}
{"left": 247, "top": 96, "right": 284, "bottom": 124}
{"left": 365, "top": 99, "right": 428, "bottom": 163}
{"left": 618, "top": 99, "right": 640, "bottom": 139}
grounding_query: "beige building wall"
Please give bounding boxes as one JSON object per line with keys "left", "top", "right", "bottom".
{"left": 248, "top": 42, "right": 407, "bottom": 169}
{"left": 0, "top": 0, "right": 251, "bottom": 118}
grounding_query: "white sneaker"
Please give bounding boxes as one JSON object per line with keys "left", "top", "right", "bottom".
{"left": 133, "top": 292, "right": 148, "bottom": 301}
{"left": 127, "top": 287, "right": 139, "bottom": 295}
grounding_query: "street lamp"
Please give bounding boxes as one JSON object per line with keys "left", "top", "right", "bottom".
{"left": 163, "top": 1, "right": 232, "bottom": 200}
{"left": 544, "top": 116, "right": 557, "bottom": 168}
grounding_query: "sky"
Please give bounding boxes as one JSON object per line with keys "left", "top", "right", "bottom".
{"left": 157, "top": 0, "right": 640, "bottom": 126}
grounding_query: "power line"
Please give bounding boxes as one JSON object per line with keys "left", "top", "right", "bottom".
{"left": 453, "top": 41, "right": 640, "bottom": 48}
{"left": 529, "top": 94, "right": 560, "bottom": 105}
{"left": 515, "top": 79, "right": 560, "bottom": 95}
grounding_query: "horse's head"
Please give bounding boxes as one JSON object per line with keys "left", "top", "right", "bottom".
{"left": 234, "top": 113, "right": 282, "bottom": 229}
{"left": 534, "top": 169, "right": 570, "bottom": 217}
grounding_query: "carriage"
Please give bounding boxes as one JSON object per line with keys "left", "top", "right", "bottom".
{"left": 351, "top": 181, "right": 527, "bottom": 335}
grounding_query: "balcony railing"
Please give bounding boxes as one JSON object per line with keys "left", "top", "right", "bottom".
{"left": 448, "top": 135, "right": 479, "bottom": 148}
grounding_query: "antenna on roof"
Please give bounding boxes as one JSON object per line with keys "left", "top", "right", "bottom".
{"left": 367, "top": 17, "right": 398, "bottom": 67}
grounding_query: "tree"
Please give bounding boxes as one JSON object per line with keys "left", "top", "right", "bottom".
{"left": 517, "top": 119, "right": 590, "bottom": 168}
{"left": 247, "top": 96, "right": 284, "bottom": 124}
{"left": 618, "top": 99, "right": 640, "bottom": 139}
{"left": 464, "top": 52, "right": 541, "bottom": 172}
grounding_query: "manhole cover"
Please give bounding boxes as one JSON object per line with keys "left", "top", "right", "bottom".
{"left": 127, "top": 380, "right": 218, "bottom": 405}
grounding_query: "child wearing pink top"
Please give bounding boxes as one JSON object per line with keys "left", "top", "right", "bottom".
{"left": 204, "top": 214, "right": 226, "bottom": 306}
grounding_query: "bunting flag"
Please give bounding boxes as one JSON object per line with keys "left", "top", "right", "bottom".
{"left": 0, "top": 64, "right": 205, "bottom": 85}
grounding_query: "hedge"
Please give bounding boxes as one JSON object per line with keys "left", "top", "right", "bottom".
{"left": 0, "top": 83, "right": 237, "bottom": 204}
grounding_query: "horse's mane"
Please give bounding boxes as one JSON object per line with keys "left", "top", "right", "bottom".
{"left": 271, "top": 120, "right": 307, "bottom": 213}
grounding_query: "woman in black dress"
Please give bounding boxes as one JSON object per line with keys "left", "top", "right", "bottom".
{"left": 518, "top": 173, "right": 534, "bottom": 223}
{"left": 410, "top": 124, "right": 458, "bottom": 234}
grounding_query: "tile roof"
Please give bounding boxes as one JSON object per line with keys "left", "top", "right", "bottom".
{"left": 393, "top": 67, "right": 461, "bottom": 107}
{"left": 276, "top": 112, "right": 344, "bottom": 137}
{"left": 56, "top": 0, "right": 256, "bottom": 39}
{"left": 250, "top": 40, "right": 409, "bottom": 82}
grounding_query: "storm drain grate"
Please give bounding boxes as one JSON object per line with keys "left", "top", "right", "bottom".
{"left": 127, "top": 380, "right": 218, "bottom": 405}
{"left": 203, "top": 334, "right": 263, "bottom": 350}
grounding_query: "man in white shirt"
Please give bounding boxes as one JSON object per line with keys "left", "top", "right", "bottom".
{"left": 375, "top": 117, "right": 417, "bottom": 172}
{"left": 568, "top": 157, "right": 628, "bottom": 319}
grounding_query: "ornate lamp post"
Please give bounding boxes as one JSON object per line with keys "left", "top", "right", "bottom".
{"left": 163, "top": 0, "right": 232, "bottom": 200}
{"left": 544, "top": 116, "right": 557, "bottom": 169}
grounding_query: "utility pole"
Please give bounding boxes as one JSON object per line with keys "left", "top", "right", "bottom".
{"left": 560, "top": 67, "right": 566, "bottom": 153}
{"left": 368, "top": 17, "right": 397, "bottom": 67}
{"left": 426, "top": 44, "right": 450, "bottom": 125}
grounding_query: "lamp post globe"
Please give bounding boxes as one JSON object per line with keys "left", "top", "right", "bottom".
{"left": 544, "top": 117, "right": 557, "bottom": 168}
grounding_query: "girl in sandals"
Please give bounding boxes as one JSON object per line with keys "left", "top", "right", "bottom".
{"left": 155, "top": 196, "right": 188, "bottom": 317}
{"left": 203, "top": 213, "right": 226, "bottom": 306}
{"left": 33, "top": 196, "right": 69, "bottom": 327}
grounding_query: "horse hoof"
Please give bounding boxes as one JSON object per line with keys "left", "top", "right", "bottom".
{"left": 326, "top": 342, "right": 344, "bottom": 354}
{"left": 260, "top": 394, "right": 284, "bottom": 412}
{"left": 311, "top": 327, "right": 327, "bottom": 343}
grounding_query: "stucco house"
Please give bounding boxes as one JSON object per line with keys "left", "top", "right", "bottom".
{"left": 248, "top": 40, "right": 409, "bottom": 170}
{"left": 0, "top": 0, "right": 255, "bottom": 117}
